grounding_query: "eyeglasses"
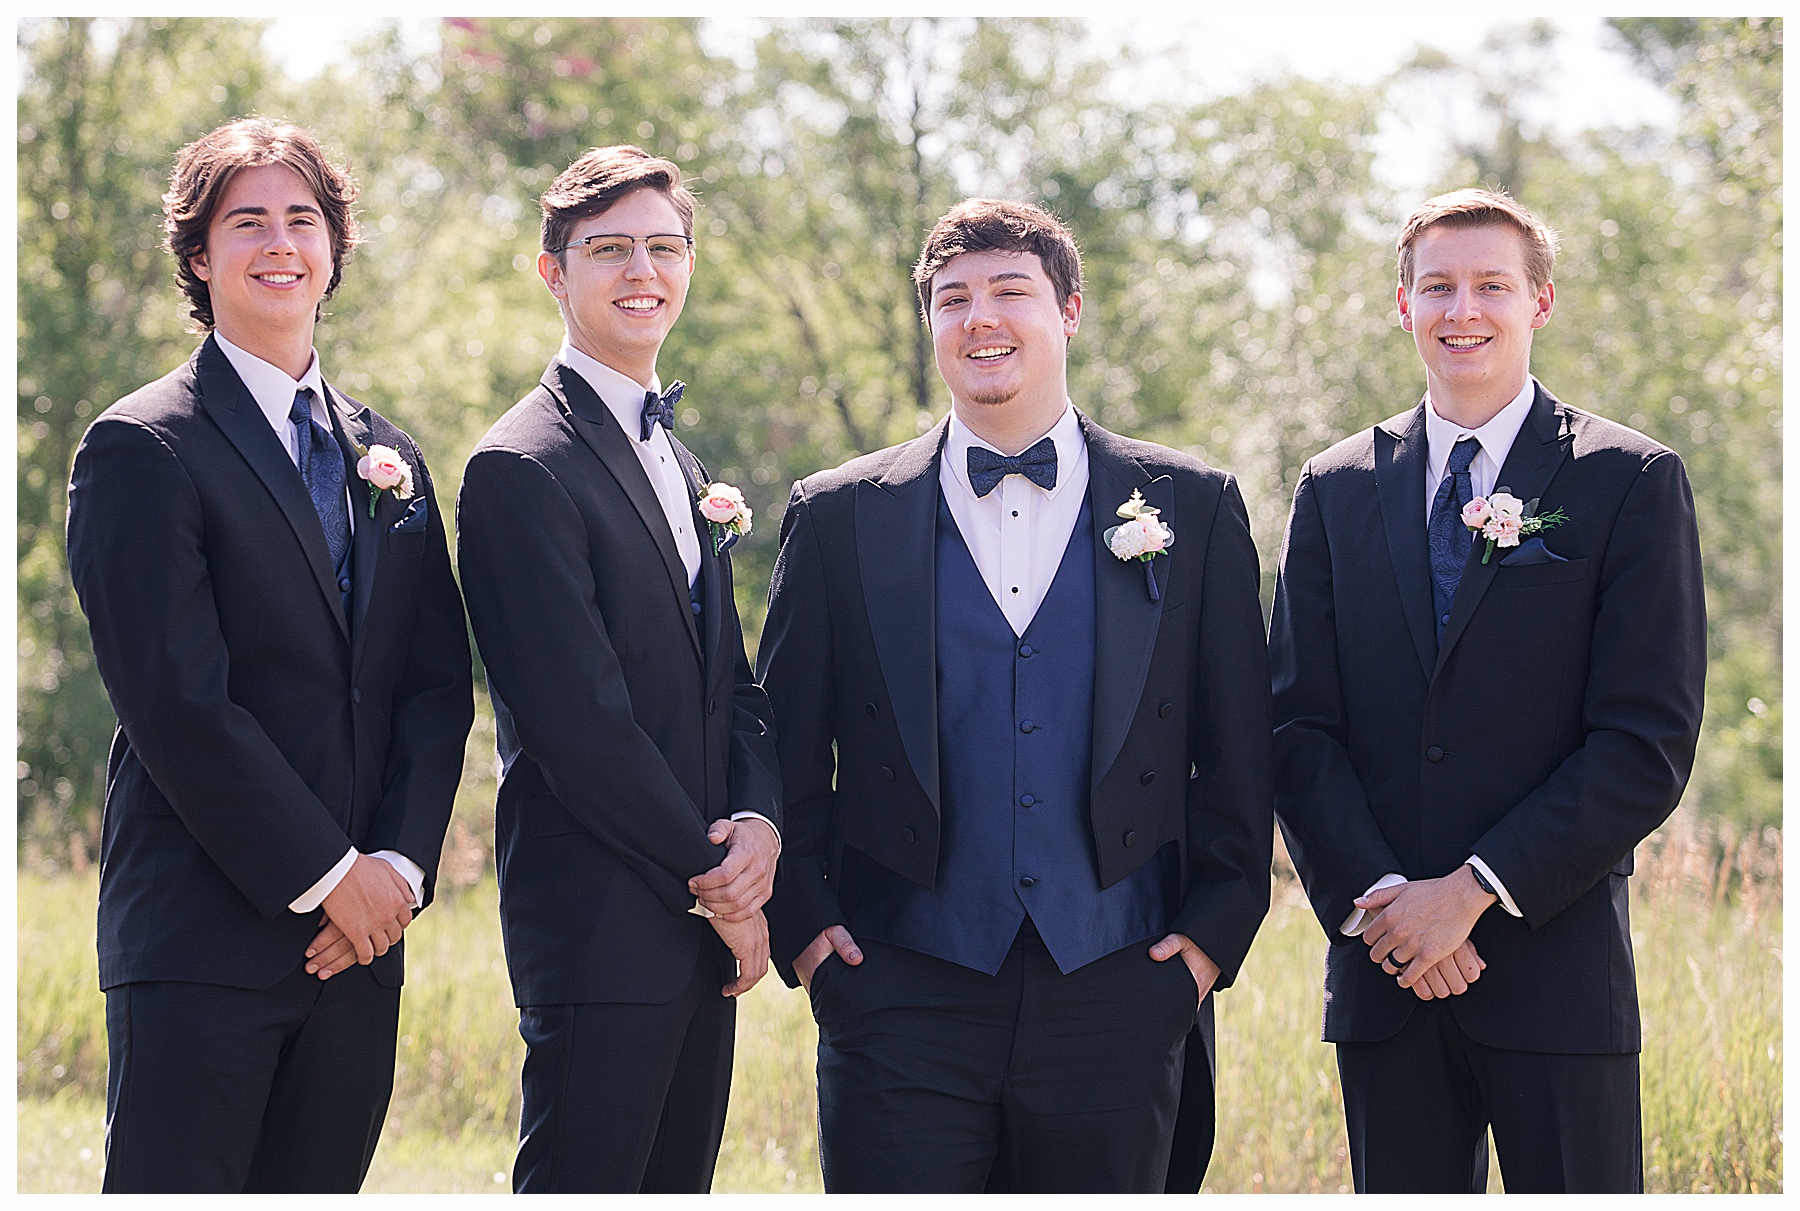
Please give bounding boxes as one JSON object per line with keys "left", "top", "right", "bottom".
{"left": 557, "top": 233, "right": 692, "bottom": 266}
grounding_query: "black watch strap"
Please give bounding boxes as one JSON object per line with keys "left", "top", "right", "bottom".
{"left": 1466, "top": 862, "right": 1497, "bottom": 897}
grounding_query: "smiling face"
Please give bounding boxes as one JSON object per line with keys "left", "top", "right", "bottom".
{"left": 190, "top": 162, "right": 333, "bottom": 376}
{"left": 538, "top": 186, "right": 693, "bottom": 386}
{"left": 1398, "top": 221, "right": 1554, "bottom": 427}
{"left": 927, "top": 249, "right": 1081, "bottom": 447}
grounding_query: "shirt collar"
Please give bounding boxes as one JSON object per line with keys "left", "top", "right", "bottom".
{"left": 1425, "top": 376, "right": 1536, "bottom": 477}
{"left": 559, "top": 341, "right": 664, "bottom": 438}
{"left": 213, "top": 331, "right": 325, "bottom": 431}
{"left": 944, "top": 402, "right": 1084, "bottom": 499}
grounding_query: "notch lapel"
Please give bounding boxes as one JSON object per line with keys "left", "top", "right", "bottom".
{"left": 1374, "top": 402, "right": 1437, "bottom": 680}
{"left": 1083, "top": 418, "right": 1170, "bottom": 793}
{"left": 856, "top": 420, "right": 947, "bottom": 813}
{"left": 193, "top": 338, "right": 349, "bottom": 642}
{"left": 552, "top": 361, "right": 703, "bottom": 661}
{"left": 1433, "top": 385, "right": 1573, "bottom": 678}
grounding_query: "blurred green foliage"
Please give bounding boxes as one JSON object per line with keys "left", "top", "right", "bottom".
{"left": 17, "top": 17, "right": 1781, "bottom": 854}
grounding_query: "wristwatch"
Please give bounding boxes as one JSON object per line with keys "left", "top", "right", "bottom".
{"left": 1465, "top": 863, "right": 1497, "bottom": 898}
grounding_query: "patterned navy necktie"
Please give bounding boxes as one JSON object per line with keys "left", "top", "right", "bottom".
{"left": 289, "top": 389, "right": 352, "bottom": 595}
{"left": 1427, "top": 436, "right": 1481, "bottom": 641}
{"left": 967, "top": 437, "right": 1058, "bottom": 497}
{"left": 639, "top": 381, "right": 685, "bottom": 441}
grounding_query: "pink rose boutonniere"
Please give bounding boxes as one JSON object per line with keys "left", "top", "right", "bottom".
{"left": 1463, "top": 488, "right": 1566, "bottom": 564}
{"left": 697, "top": 482, "right": 752, "bottom": 554}
{"left": 355, "top": 444, "right": 415, "bottom": 518}
{"left": 1104, "top": 489, "right": 1175, "bottom": 601}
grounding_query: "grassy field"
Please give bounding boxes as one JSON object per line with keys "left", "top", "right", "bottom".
{"left": 17, "top": 813, "right": 1780, "bottom": 1193}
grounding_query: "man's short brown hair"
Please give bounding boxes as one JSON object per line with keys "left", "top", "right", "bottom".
{"left": 1397, "top": 188, "right": 1560, "bottom": 293}
{"left": 540, "top": 145, "right": 696, "bottom": 259}
{"left": 913, "top": 198, "right": 1083, "bottom": 324}
{"left": 163, "top": 117, "right": 360, "bottom": 331}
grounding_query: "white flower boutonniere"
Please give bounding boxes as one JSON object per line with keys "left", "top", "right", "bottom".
{"left": 1104, "top": 489, "right": 1175, "bottom": 601}
{"left": 355, "top": 444, "right": 415, "bottom": 519}
{"left": 1463, "top": 488, "right": 1566, "bottom": 564}
{"left": 697, "top": 482, "right": 753, "bottom": 554}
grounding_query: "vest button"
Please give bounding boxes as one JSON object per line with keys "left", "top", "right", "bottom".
{"left": 880, "top": 765, "right": 896, "bottom": 781}
{"left": 1019, "top": 877, "right": 1036, "bottom": 888}
{"left": 1426, "top": 746, "right": 1444, "bottom": 762}
{"left": 1018, "top": 643, "right": 1035, "bottom": 658}
{"left": 338, "top": 576, "right": 352, "bottom": 594}
{"left": 865, "top": 701, "right": 879, "bottom": 718}
{"left": 902, "top": 826, "right": 915, "bottom": 843}
{"left": 1139, "top": 770, "right": 1156, "bottom": 785}
{"left": 1123, "top": 830, "right": 1135, "bottom": 847}
{"left": 1158, "top": 701, "right": 1174, "bottom": 718}
{"left": 1019, "top": 794, "right": 1035, "bottom": 808}
{"left": 1020, "top": 720, "right": 1036, "bottom": 734}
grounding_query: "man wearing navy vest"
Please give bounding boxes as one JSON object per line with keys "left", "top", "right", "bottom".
{"left": 757, "top": 199, "right": 1272, "bottom": 1192}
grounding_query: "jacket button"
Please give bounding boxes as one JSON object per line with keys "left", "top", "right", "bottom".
{"left": 902, "top": 826, "right": 915, "bottom": 843}
{"left": 707, "top": 697, "right": 717, "bottom": 715}
{"left": 1426, "top": 746, "right": 1444, "bottom": 762}
{"left": 352, "top": 687, "right": 362, "bottom": 704}
{"left": 880, "top": 765, "right": 896, "bottom": 782}
{"left": 1158, "top": 701, "right": 1174, "bottom": 719}
{"left": 865, "top": 701, "right": 879, "bottom": 718}
{"left": 1139, "top": 770, "right": 1156, "bottom": 786}
{"left": 1020, "top": 720, "right": 1036, "bottom": 734}
{"left": 1123, "top": 830, "right": 1136, "bottom": 847}
{"left": 1019, "top": 877, "right": 1036, "bottom": 888}
{"left": 1019, "top": 794, "right": 1035, "bottom": 808}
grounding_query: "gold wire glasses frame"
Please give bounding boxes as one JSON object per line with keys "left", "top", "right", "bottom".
{"left": 558, "top": 233, "right": 692, "bottom": 265}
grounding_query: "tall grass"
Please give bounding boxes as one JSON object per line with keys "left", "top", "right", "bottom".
{"left": 17, "top": 813, "right": 1779, "bottom": 1193}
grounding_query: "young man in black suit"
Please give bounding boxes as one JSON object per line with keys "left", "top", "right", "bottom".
{"left": 456, "top": 145, "right": 782, "bottom": 1193}
{"left": 757, "top": 199, "right": 1272, "bottom": 1192}
{"left": 65, "top": 117, "right": 474, "bottom": 1192}
{"left": 1270, "top": 189, "right": 1706, "bottom": 1192}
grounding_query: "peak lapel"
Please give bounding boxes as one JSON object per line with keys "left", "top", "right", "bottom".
{"left": 669, "top": 434, "right": 726, "bottom": 683}
{"left": 331, "top": 386, "right": 381, "bottom": 664}
{"left": 1084, "top": 419, "right": 1169, "bottom": 792}
{"left": 856, "top": 420, "right": 947, "bottom": 813}
{"left": 1374, "top": 403, "right": 1437, "bottom": 679}
{"left": 194, "top": 338, "right": 350, "bottom": 642}
{"left": 553, "top": 362, "right": 703, "bottom": 661}
{"left": 1433, "top": 385, "right": 1573, "bottom": 678}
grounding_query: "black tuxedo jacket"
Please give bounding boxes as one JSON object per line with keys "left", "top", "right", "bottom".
{"left": 1270, "top": 384, "right": 1706, "bottom": 1052}
{"left": 457, "top": 359, "right": 782, "bottom": 1007}
{"left": 757, "top": 414, "right": 1272, "bottom": 987}
{"left": 66, "top": 335, "right": 474, "bottom": 991}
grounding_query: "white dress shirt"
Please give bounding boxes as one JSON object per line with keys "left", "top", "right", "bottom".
{"left": 559, "top": 343, "right": 779, "bottom": 871}
{"left": 1340, "top": 378, "right": 1536, "bottom": 936}
{"left": 211, "top": 333, "right": 426, "bottom": 914}
{"left": 940, "top": 404, "right": 1088, "bottom": 636}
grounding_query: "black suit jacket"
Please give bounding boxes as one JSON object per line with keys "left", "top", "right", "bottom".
{"left": 457, "top": 359, "right": 782, "bottom": 1007}
{"left": 1270, "top": 384, "right": 1706, "bottom": 1052}
{"left": 66, "top": 335, "right": 474, "bottom": 991}
{"left": 757, "top": 414, "right": 1272, "bottom": 988}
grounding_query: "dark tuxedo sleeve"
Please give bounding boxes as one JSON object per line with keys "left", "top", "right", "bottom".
{"left": 755, "top": 483, "right": 850, "bottom": 978}
{"left": 1269, "top": 463, "right": 1406, "bottom": 938}
{"left": 1169, "top": 476, "right": 1274, "bottom": 986}
{"left": 1470, "top": 451, "right": 1705, "bottom": 926}
{"left": 357, "top": 446, "right": 475, "bottom": 910}
{"left": 457, "top": 446, "right": 722, "bottom": 914}
{"left": 66, "top": 416, "right": 353, "bottom": 915}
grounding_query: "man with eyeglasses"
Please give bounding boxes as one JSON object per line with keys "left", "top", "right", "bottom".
{"left": 457, "top": 145, "right": 781, "bottom": 1192}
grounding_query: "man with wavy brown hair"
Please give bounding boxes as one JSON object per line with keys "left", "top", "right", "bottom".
{"left": 66, "top": 117, "right": 473, "bottom": 1191}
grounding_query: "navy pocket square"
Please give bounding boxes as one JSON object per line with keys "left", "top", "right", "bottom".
{"left": 390, "top": 497, "right": 429, "bottom": 534}
{"left": 1499, "top": 535, "right": 1567, "bottom": 566}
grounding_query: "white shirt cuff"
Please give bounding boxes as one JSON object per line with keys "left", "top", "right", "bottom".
{"left": 730, "top": 810, "right": 782, "bottom": 858}
{"left": 371, "top": 849, "right": 426, "bottom": 910}
{"left": 289, "top": 846, "right": 357, "bottom": 913}
{"left": 1340, "top": 872, "right": 1407, "bottom": 936}
{"left": 1467, "top": 854, "right": 1523, "bottom": 918}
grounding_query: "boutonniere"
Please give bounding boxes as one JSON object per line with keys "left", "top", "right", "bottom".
{"left": 354, "top": 444, "right": 415, "bottom": 519}
{"left": 1462, "top": 488, "right": 1567, "bottom": 564}
{"left": 1104, "top": 489, "right": 1175, "bottom": 601}
{"left": 696, "top": 482, "right": 753, "bottom": 554}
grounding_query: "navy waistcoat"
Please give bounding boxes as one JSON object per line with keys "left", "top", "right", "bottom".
{"left": 840, "top": 491, "right": 1173, "bottom": 974}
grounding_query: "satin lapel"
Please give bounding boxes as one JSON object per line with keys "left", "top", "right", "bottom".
{"left": 193, "top": 338, "right": 349, "bottom": 641}
{"left": 1433, "top": 385, "right": 1573, "bottom": 678}
{"left": 670, "top": 434, "right": 725, "bottom": 684}
{"left": 1084, "top": 419, "right": 1169, "bottom": 793}
{"left": 856, "top": 420, "right": 947, "bottom": 812}
{"left": 330, "top": 385, "right": 381, "bottom": 664}
{"left": 1374, "top": 403, "right": 1437, "bottom": 679}
{"left": 553, "top": 362, "right": 702, "bottom": 660}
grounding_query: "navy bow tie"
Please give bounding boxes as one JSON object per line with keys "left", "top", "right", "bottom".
{"left": 639, "top": 381, "right": 685, "bottom": 441}
{"left": 967, "top": 437, "right": 1057, "bottom": 498}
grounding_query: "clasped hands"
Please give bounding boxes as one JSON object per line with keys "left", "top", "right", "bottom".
{"left": 1356, "top": 864, "right": 1495, "bottom": 1001}
{"left": 689, "top": 816, "right": 780, "bottom": 998}
{"left": 305, "top": 854, "right": 416, "bottom": 980}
